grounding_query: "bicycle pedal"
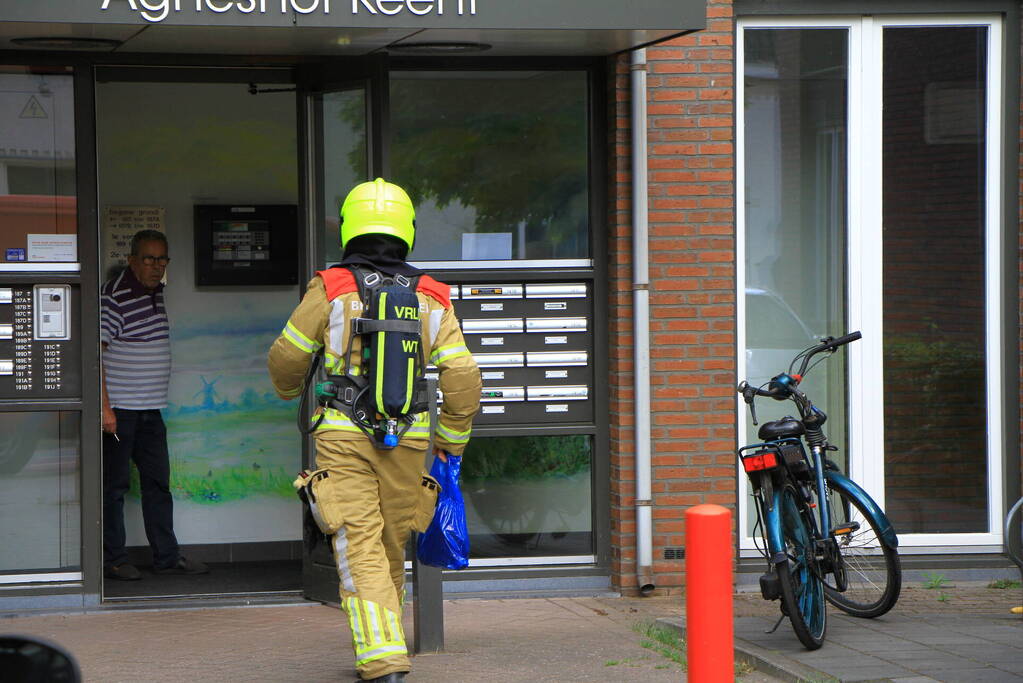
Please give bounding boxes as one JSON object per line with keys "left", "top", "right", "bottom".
{"left": 831, "top": 522, "right": 860, "bottom": 536}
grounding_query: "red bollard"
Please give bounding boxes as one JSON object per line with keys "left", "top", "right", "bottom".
{"left": 685, "top": 504, "right": 734, "bottom": 682}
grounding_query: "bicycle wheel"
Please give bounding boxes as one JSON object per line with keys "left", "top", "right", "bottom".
{"left": 776, "top": 485, "right": 826, "bottom": 649}
{"left": 823, "top": 482, "right": 901, "bottom": 618}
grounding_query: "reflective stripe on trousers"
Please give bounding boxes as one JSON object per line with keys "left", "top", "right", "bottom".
{"left": 343, "top": 596, "right": 408, "bottom": 667}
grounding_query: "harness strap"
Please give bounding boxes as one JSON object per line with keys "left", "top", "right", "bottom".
{"left": 351, "top": 318, "right": 420, "bottom": 335}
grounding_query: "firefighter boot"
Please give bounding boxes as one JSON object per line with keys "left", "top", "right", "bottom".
{"left": 363, "top": 673, "right": 406, "bottom": 682}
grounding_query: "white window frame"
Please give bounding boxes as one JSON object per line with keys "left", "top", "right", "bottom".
{"left": 736, "top": 14, "right": 1004, "bottom": 554}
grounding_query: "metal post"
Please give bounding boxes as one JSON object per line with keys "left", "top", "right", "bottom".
{"left": 412, "top": 377, "right": 444, "bottom": 653}
{"left": 685, "top": 504, "right": 734, "bottom": 682}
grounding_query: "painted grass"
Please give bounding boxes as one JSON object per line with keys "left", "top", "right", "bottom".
{"left": 128, "top": 461, "right": 294, "bottom": 504}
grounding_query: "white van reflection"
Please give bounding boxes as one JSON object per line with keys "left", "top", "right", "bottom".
{"left": 744, "top": 287, "right": 818, "bottom": 388}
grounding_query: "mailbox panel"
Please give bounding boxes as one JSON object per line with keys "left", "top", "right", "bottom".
{"left": 0, "top": 284, "right": 81, "bottom": 399}
{"left": 452, "top": 280, "right": 594, "bottom": 426}
{"left": 522, "top": 282, "right": 590, "bottom": 317}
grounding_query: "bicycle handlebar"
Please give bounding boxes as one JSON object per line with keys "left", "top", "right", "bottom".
{"left": 821, "top": 330, "right": 862, "bottom": 351}
{"left": 736, "top": 331, "right": 862, "bottom": 424}
{"left": 795, "top": 330, "right": 862, "bottom": 377}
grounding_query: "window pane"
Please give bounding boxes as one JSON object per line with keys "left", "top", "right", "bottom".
{"left": 0, "top": 66, "right": 77, "bottom": 265}
{"left": 389, "top": 71, "right": 589, "bottom": 262}
{"left": 743, "top": 29, "right": 849, "bottom": 454}
{"left": 320, "top": 88, "right": 367, "bottom": 267}
{"left": 461, "top": 435, "right": 592, "bottom": 558}
{"left": 0, "top": 412, "right": 80, "bottom": 576}
{"left": 882, "top": 27, "right": 988, "bottom": 533}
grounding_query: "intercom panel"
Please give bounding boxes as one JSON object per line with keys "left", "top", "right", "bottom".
{"left": 0, "top": 284, "right": 81, "bottom": 398}
{"left": 194, "top": 204, "right": 298, "bottom": 286}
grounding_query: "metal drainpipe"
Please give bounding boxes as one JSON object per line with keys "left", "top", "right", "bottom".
{"left": 631, "top": 48, "right": 654, "bottom": 596}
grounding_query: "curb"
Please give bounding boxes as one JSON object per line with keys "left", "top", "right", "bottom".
{"left": 657, "top": 617, "right": 895, "bottom": 683}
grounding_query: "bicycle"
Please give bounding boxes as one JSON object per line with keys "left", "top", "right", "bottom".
{"left": 736, "top": 331, "right": 901, "bottom": 649}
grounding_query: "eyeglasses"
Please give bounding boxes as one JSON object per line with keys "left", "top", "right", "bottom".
{"left": 140, "top": 255, "right": 171, "bottom": 266}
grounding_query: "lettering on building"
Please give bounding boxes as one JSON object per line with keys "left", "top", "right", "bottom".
{"left": 100, "top": 0, "right": 477, "bottom": 23}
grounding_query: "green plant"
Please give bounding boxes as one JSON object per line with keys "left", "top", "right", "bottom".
{"left": 632, "top": 622, "right": 686, "bottom": 668}
{"left": 987, "top": 579, "right": 1022, "bottom": 590}
{"left": 735, "top": 659, "right": 755, "bottom": 676}
{"left": 937, "top": 592, "right": 950, "bottom": 602}
{"left": 922, "top": 572, "right": 948, "bottom": 589}
{"left": 460, "top": 434, "right": 590, "bottom": 482}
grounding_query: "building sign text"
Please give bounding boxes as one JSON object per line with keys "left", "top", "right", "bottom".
{"left": 100, "top": 0, "right": 477, "bottom": 23}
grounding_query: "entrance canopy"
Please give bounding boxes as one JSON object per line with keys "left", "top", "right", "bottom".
{"left": 1, "top": 1, "right": 706, "bottom": 56}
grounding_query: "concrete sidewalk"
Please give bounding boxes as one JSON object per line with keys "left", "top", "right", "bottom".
{"left": 0, "top": 593, "right": 758, "bottom": 683}
{"left": 1, "top": 582, "right": 1020, "bottom": 682}
{"left": 665, "top": 583, "right": 1023, "bottom": 682}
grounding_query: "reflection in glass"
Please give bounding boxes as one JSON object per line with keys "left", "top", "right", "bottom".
{"left": 322, "top": 88, "right": 367, "bottom": 267}
{"left": 388, "top": 71, "right": 589, "bottom": 262}
{"left": 460, "top": 435, "right": 592, "bottom": 558}
{"left": 0, "top": 66, "right": 77, "bottom": 263}
{"left": 881, "top": 27, "right": 988, "bottom": 533}
{"left": 742, "top": 29, "right": 849, "bottom": 456}
{"left": 0, "top": 412, "right": 80, "bottom": 575}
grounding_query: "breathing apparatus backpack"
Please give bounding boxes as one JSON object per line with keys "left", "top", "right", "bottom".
{"left": 312, "top": 265, "right": 430, "bottom": 449}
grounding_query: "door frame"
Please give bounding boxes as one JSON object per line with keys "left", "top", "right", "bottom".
{"left": 295, "top": 55, "right": 386, "bottom": 602}
{"left": 735, "top": 13, "right": 1015, "bottom": 554}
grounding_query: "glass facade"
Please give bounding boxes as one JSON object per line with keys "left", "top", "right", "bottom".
{"left": 390, "top": 71, "right": 590, "bottom": 262}
{"left": 881, "top": 27, "right": 989, "bottom": 533}
{"left": 320, "top": 88, "right": 367, "bottom": 267}
{"left": 0, "top": 412, "right": 81, "bottom": 575}
{"left": 0, "top": 66, "right": 77, "bottom": 267}
{"left": 742, "top": 29, "right": 849, "bottom": 456}
{"left": 461, "top": 435, "right": 592, "bottom": 559}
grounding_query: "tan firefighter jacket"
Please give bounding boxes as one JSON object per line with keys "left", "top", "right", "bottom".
{"left": 267, "top": 267, "right": 481, "bottom": 455}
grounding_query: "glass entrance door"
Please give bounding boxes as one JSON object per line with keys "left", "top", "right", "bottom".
{"left": 298, "top": 69, "right": 372, "bottom": 603}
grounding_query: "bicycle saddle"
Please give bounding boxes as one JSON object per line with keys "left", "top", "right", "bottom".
{"left": 758, "top": 417, "right": 805, "bottom": 441}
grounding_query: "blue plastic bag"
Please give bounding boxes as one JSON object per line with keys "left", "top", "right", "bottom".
{"left": 416, "top": 454, "right": 470, "bottom": 569}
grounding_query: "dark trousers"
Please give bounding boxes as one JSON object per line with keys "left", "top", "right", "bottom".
{"left": 103, "top": 408, "right": 179, "bottom": 569}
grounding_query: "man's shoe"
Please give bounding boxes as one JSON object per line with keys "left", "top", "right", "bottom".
{"left": 105, "top": 563, "right": 142, "bottom": 581}
{"left": 363, "top": 673, "right": 407, "bottom": 682}
{"left": 154, "top": 556, "right": 209, "bottom": 575}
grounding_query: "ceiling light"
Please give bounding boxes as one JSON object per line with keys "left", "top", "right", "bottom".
{"left": 387, "top": 41, "right": 491, "bottom": 54}
{"left": 12, "top": 37, "right": 124, "bottom": 50}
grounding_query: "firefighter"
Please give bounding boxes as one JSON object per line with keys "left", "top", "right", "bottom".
{"left": 268, "top": 178, "right": 481, "bottom": 682}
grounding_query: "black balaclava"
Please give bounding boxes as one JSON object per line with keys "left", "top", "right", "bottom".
{"left": 333, "top": 233, "right": 423, "bottom": 277}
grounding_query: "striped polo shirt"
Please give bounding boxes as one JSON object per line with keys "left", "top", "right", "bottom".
{"left": 100, "top": 267, "right": 171, "bottom": 410}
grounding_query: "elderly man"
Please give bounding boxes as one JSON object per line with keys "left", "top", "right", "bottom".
{"left": 101, "top": 229, "right": 208, "bottom": 581}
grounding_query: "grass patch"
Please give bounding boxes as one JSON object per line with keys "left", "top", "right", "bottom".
{"left": 735, "top": 659, "right": 755, "bottom": 676}
{"left": 633, "top": 622, "right": 686, "bottom": 668}
{"left": 987, "top": 579, "right": 1022, "bottom": 590}
{"left": 922, "top": 572, "right": 948, "bottom": 589}
{"left": 631, "top": 621, "right": 768, "bottom": 678}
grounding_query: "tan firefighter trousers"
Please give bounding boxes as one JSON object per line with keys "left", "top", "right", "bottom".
{"left": 315, "top": 436, "right": 432, "bottom": 680}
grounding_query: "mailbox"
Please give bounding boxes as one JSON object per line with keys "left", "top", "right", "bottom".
{"left": 452, "top": 282, "right": 593, "bottom": 426}
{"left": 0, "top": 284, "right": 81, "bottom": 399}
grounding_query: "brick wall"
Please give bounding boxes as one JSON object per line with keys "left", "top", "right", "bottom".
{"left": 607, "top": 0, "right": 737, "bottom": 595}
